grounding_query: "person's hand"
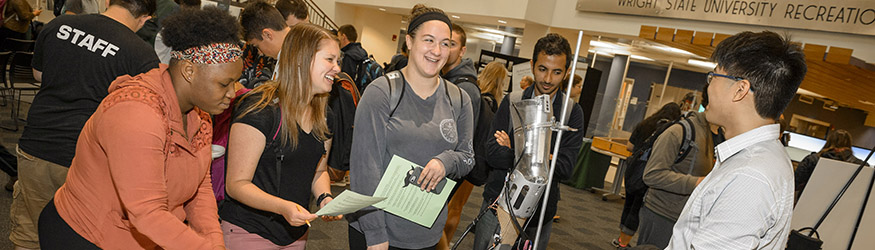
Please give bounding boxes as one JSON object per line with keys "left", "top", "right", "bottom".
{"left": 418, "top": 158, "right": 446, "bottom": 192}
{"left": 367, "top": 242, "right": 389, "bottom": 250}
{"left": 33, "top": 9, "right": 43, "bottom": 16}
{"left": 281, "top": 203, "right": 317, "bottom": 227}
{"left": 318, "top": 197, "right": 343, "bottom": 221}
{"left": 494, "top": 131, "right": 511, "bottom": 149}
{"left": 696, "top": 176, "right": 705, "bottom": 186}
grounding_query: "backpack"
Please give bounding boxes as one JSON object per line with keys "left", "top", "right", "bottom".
{"left": 326, "top": 74, "right": 358, "bottom": 171}
{"left": 355, "top": 55, "right": 385, "bottom": 94}
{"left": 623, "top": 115, "right": 697, "bottom": 193}
{"left": 468, "top": 93, "right": 498, "bottom": 186}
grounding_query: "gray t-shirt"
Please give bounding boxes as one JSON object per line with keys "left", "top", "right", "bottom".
{"left": 348, "top": 75, "right": 475, "bottom": 249}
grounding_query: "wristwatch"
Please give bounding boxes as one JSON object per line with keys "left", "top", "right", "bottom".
{"left": 316, "top": 192, "right": 334, "bottom": 206}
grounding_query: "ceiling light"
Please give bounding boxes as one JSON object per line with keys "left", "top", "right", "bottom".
{"left": 497, "top": 20, "right": 507, "bottom": 24}
{"left": 656, "top": 46, "right": 695, "bottom": 55}
{"left": 631, "top": 55, "right": 655, "bottom": 61}
{"left": 688, "top": 59, "right": 716, "bottom": 69}
{"left": 452, "top": 15, "right": 460, "bottom": 19}
{"left": 379, "top": 8, "right": 386, "bottom": 11}
{"left": 590, "top": 40, "right": 622, "bottom": 50}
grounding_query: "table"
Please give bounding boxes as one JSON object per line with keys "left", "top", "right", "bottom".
{"left": 590, "top": 146, "right": 629, "bottom": 201}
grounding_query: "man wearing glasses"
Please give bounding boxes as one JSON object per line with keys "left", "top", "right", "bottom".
{"left": 667, "top": 31, "right": 807, "bottom": 249}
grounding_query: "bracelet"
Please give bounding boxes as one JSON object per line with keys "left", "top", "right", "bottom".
{"left": 316, "top": 192, "right": 334, "bottom": 206}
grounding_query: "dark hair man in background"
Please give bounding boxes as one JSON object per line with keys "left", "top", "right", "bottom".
{"left": 12, "top": 0, "right": 160, "bottom": 248}
{"left": 667, "top": 31, "right": 807, "bottom": 249}
{"left": 237, "top": 0, "right": 289, "bottom": 88}
{"left": 275, "top": 0, "right": 309, "bottom": 27}
{"left": 338, "top": 24, "right": 369, "bottom": 81}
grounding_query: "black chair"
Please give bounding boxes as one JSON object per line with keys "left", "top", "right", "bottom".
{"left": 3, "top": 38, "right": 35, "bottom": 52}
{"left": 0, "top": 51, "right": 9, "bottom": 107}
{"left": 1, "top": 52, "right": 40, "bottom": 131}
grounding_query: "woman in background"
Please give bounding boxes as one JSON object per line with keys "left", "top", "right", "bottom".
{"left": 795, "top": 129, "right": 867, "bottom": 200}
{"left": 612, "top": 102, "right": 681, "bottom": 248}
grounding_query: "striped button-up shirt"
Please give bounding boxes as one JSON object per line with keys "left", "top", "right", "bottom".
{"left": 667, "top": 124, "right": 794, "bottom": 249}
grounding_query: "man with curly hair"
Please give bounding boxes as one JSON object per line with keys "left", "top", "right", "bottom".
{"left": 12, "top": 0, "right": 160, "bottom": 249}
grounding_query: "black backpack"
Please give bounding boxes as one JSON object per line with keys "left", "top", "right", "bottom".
{"left": 468, "top": 93, "right": 498, "bottom": 186}
{"left": 624, "top": 115, "right": 696, "bottom": 193}
{"left": 355, "top": 55, "right": 385, "bottom": 94}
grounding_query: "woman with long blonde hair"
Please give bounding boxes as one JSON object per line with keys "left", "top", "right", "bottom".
{"left": 220, "top": 23, "right": 343, "bottom": 249}
{"left": 478, "top": 61, "right": 508, "bottom": 104}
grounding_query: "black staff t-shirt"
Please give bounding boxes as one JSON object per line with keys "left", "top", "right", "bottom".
{"left": 19, "top": 14, "right": 159, "bottom": 167}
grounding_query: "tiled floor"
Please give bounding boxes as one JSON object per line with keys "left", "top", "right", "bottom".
{"left": 0, "top": 99, "right": 635, "bottom": 250}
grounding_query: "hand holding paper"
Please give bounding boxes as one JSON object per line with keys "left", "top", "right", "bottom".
{"left": 315, "top": 190, "right": 387, "bottom": 217}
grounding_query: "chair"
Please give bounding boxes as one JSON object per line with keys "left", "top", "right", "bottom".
{"left": 0, "top": 51, "right": 10, "bottom": 107}
{"left": 3, "top": 38, "right": 35, "bottom": 52}
{"left": 1, "top": 52, "right": 40, "bottom": 131}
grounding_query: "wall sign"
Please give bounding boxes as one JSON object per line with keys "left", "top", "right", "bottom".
{"left": 576, "top": 0, "right": 875, "bottom": 36}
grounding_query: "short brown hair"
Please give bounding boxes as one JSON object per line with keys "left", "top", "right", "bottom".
{"left": 338, "top": 24, "right": 357, "bottom": 42}
{"left": 275, "top": 0, "right": 308, "bottom": 20}
{"left": 451, "top": 23, "right": 466, "bottom": 47}
{"left": 109, "top": 0, "right": 156, "bottom": 17}
{"left": 240, "top": 0, "right": 287, "bottom": 41}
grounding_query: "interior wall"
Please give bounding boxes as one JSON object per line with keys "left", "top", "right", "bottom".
{"left": 784, "top": 95, "right": 875, "bottom": 149}
{"left": 518, "top": 22, "right": 549, "bottom": 61}
{"left": 351, "top": 6, "right": 403, "bottom": 65}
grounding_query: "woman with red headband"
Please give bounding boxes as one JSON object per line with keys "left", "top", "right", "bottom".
{"left": 37, "top": 7, "right": 242, "bottom": 250}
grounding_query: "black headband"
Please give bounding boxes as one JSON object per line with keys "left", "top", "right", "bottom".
{"left": 407, "top": 12, "right": 452, "bottom": 34}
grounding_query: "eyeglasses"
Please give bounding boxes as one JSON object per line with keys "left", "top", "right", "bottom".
{"left": 707, "top": 71, "right": 745, "bottom": 84}
{"left": 707, "top": 71, "right": 754, "bottom": 92}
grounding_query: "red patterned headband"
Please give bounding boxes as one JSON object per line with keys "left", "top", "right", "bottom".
{"left": 170, "top": 43, "right": 243, "bottom": 64}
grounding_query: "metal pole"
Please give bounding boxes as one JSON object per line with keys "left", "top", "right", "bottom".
{"left": 658, "top": 62, "right": 674, "bottom": 107}
{"left": 608, "top": 56, "right": 631, "bottom": 138}
{"left": 533, "top": 30, "right": 583, "bottom": 250}
{"left": 591, "top": 53, "right": 598, "bottom": 68}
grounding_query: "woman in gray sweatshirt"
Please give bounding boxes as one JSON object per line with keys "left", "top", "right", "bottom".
{"left": 347, "top": 4, "right": 474, "bottom": 250}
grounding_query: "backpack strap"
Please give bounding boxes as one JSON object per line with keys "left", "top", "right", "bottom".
{"left": 386, "top": 71, "right": 404, "bottom": 117}
{"left": 271, "top": 106, "right": 284, "bottom": 194}
{"left": 675, "top": 117, "right": 696, "bottom": 165}
{"left": 444, "top": 78, "right": 463, "bottom": 120}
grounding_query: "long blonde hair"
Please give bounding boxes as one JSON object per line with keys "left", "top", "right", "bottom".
{"left": 478, "top": 61, "right": 507, "bottom": 100}
{"left": 237, "top": 23, "right": 336, "bottom": 148}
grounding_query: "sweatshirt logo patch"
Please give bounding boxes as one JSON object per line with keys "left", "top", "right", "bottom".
{"left": 440, "top": 119, "right": 457, "bottom": 144}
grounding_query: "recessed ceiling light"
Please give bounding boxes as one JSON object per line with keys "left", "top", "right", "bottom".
{"left": 452, "top": 15, "right": 460, "bottom": 19}
{"left": 497, "top": 20, "right": 507, "bottom": 24}
{"left": 688, "top": 59, "right": 717, "bottom": 68}
{"left": 379, "top": 8, "right": 386, "bottom": 11}
{"left": 631, "top": 55, "right": 655, "bottom": 61}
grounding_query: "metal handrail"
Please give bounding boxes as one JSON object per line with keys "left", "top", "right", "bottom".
{"left": 303, "top": 0, "right": 338, "bottom": 30}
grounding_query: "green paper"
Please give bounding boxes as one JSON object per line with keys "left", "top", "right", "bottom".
{"left": 372, "top": 155, "right": 457, "bottom": 228}
{"left": 315, "top": 190, "right": 386, "bottom": 216}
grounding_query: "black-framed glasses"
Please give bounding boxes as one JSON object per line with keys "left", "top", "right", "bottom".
{"left": 707, "top": 71, "right": 745, "bottom": 84}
